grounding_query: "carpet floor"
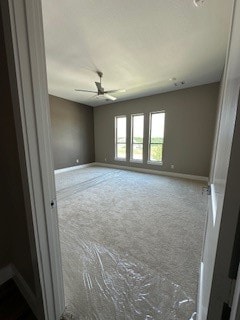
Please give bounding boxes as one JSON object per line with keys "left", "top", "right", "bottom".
{"left": 55, "top": 166, "right": 207, "bottom": 320}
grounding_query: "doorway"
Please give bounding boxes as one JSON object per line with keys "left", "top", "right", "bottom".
{"left": 3, "top": 0, "right": 240, "bottom": 319}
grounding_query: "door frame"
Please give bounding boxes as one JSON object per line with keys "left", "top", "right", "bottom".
{"left": 197, "top": 0, "right": 240, "bottom": 318}
{"left": 1, "top": 0, "right": 65, "bottom": 319}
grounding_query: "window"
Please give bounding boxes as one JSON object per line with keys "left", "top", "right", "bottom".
{"left": 131, "top": 114, "right": 144, "bottom": 162}
{"left": 115, "top": 116, "right": 127, "bottom": 160}
{"left": 148, "top": 111, "right": 165, "bottom": 163}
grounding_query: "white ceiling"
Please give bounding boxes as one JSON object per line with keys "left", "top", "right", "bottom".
{"left": 41, "top": 0, "right": 233, "bottom": 107}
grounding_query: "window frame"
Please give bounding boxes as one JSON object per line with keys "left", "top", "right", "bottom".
{"left": 130, "top": 113, "right": 144, "bottom": 163}
{"left": 148, "top": 111, "right": 165, "bottom": 165}
{"left": 115, "top": 115, "right": 127, "bottom": 161}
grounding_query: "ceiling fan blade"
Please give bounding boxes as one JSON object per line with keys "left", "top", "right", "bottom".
{"left": 104, "top": 93, "right": 117, "bottom": 101}
{"left": 75, "top": 89, "right": 98, "bottom": 93}
{"left": 104, "top": 89, "right": 126, "bottom": 94}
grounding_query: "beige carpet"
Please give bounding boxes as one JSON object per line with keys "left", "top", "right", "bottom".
{"left": 55, "top": 166, "right": 207, "bottom": 320}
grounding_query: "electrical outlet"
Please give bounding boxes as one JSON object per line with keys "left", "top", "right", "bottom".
{"left": 76, "top": 159, "right": 79, "bottom": 163}
{"left": 171, "top": 164, "right": 174, "bottom": 169}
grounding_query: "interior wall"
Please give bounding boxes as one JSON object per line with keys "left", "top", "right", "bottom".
{"left": 94, "top": 83, "right": 219, "bottom": 177}
{"left": 0, "top": 6, "right": 36, "bottom": 293}
{"left": 49, "top": 95, "right": 95, "bottom": 169}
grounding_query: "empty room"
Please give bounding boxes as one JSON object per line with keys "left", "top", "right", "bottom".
{"left": 40, "top": 0, "right": 234, "bottom": 319}
{"left": 2, "top": 0, "right": 240, "bottom": 319}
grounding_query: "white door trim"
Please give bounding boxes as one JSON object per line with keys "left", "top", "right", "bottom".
{"left": 2, "top": 0, "right": 65, "bottom": 319}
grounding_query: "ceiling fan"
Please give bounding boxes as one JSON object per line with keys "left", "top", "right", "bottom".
{"left": 75, "top": 71, "right": 126, "bottom": 101}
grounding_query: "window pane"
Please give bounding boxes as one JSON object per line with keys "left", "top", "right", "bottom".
{"left": 150, "top": 144, "right": 163, "bottom": 162}
{"left": 132, "top": 115, "right": 144, "bottom": 143}
{"left": 117, "top": 144, "right": 126, "bottom": 158}
{"left": 132, "top": 144, "right": 143, "bottom": 160}
{"left": 116, "top": 117, "right": 126, "bottom": 143}
{"left": 151, "top": 113, "right": 165, "bottom": 144}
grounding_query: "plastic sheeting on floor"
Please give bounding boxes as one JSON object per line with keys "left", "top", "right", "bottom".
{"left": 61, "top": 240, "right": 197, "bottom": 320}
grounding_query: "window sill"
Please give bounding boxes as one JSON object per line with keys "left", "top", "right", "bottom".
{"left": 130, "top": 159, "right": 143, "bottom": 163}
{"left": 147, "top": 161, "right": 163, "bottom": 166}
{"left": 114, "top": 158, "right": 127, "bottom": 162}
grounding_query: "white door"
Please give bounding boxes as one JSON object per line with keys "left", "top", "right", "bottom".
{"left": 197, "top": 0, "right": 240, "bottom": 319}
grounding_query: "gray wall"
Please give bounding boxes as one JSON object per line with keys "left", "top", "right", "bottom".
{"left": 49, "top": 95, "right": 95, "bottom": 169}
{"left": 0, "top": 6, "right": 36, "bottom": 292}
{"left": 94, "top": 83, "right": 219, "bottom": 177}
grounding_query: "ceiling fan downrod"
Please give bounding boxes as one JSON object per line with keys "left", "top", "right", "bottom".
{"left": 97, "top": 71, "right": 103, "bottom": 84}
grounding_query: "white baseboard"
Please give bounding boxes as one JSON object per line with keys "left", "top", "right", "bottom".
{"left": 94, "top": 162, "right": 208, "bottom": 182}
{"left": 0, "top": 264, "right": 13, "bottom": 286}
{"left": 0, "top": 264, "right": 38, "bottom": 318}
{"left": 54, "top": 162, "right": 94, "bottom": 174}
{"left": 53, "top": 161, "right": 208, "bottom": 182}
